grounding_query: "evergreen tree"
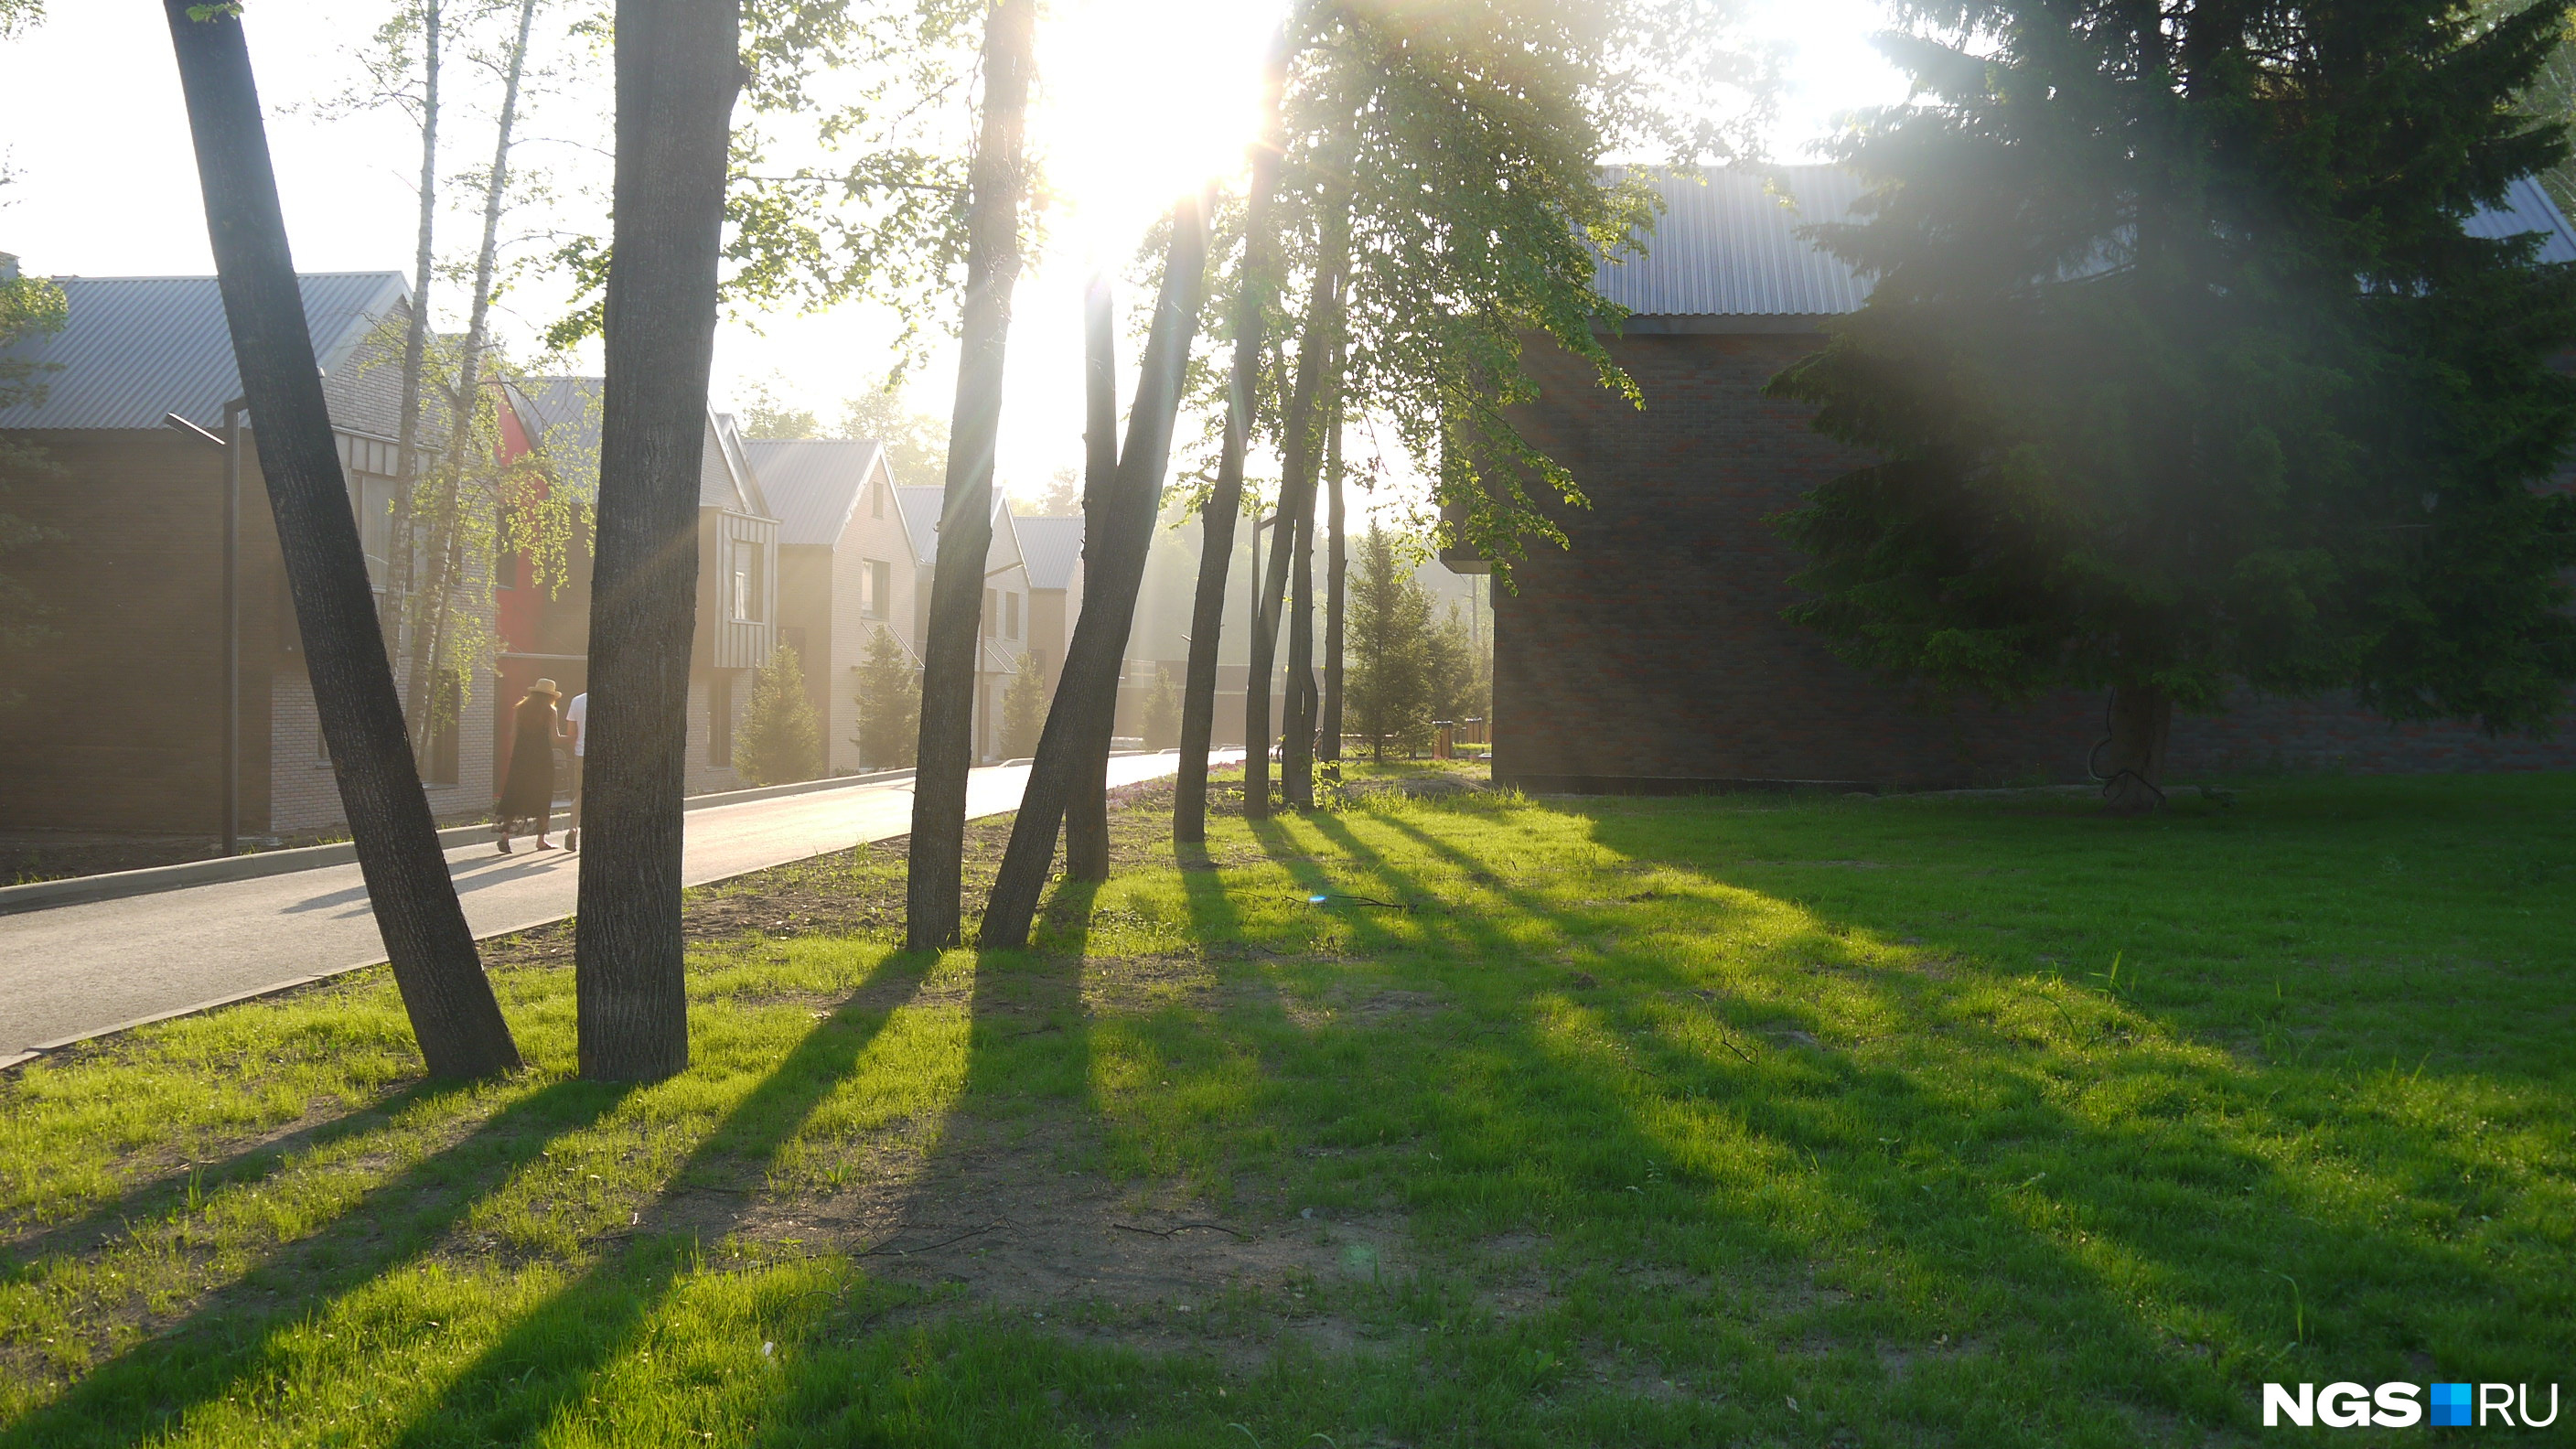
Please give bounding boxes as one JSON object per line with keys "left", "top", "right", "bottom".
{"left": 1347, "top": 526, "right": 1435, "bottom": 758}
{"left": 998, "top": 645, "right": 1046, "bottom": 759}
{"left": 735, "top": 639, "right": 822, "bottom": 786}
{"left": 1770, "top": 0, "right": 2576, "bottom": 810}
{"left": 852, "top": 623, "right": 919, "bottom": 767}
{"left": 1426, "top": 604, "right": 1479, "bottom": 728}
{"left": 1142, "top": 664, "right": 1182, "bottom": 749}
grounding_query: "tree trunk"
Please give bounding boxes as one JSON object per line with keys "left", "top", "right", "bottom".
{"left": 391, "top": 0, "right": 440, "bottom": 758}
{"left": 1175, "top": 26, "right": 1295, "bottom": 845}
{"left": 907, "top": 0, "right": 1036, "bottom": 950}
{"left": 2098, "top": 683, "right": 2173, "bottom": 815}
{"left": 1244, "top": 182, "right": 1351, "bottom": 820}
{"left": 574, "top": 0, "right": 739, "bottom": 1081}
{"left": 1319, "top": 394, "right": 1344, "bottom": 764}
{"left": 1062, "top": 272, "right": 1118, "bottom": 882}
{"left": 981, "top": 198, "right": 1209, "bottom": 948}
{"left": 409, "top": 0, "right": 537, "bottom": 761}
{"left": 166, "top": 0, "right": 519, "bottom": 1079}
{"left": 1283, "top": 470, "right": 1315, "bottom": 807}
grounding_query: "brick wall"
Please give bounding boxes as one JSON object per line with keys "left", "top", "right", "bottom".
{"left": 1494, "top": 330, "right": 2576, "bottom": 790}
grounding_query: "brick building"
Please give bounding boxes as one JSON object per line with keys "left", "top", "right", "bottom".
{"left": 0, "top": 271, "right": 498, "bottom": 837}
{"left": 1463, "top": 167, "right": 2576, "bottom": 791}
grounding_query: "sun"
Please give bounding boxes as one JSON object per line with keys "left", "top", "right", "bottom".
{"left": 1035, "top": 0, "right": 1288, "bottom": 265}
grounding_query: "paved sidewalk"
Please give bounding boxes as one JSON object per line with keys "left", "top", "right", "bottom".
{"left": 0, "top": 754, "right": 1196, "bottom": 1067}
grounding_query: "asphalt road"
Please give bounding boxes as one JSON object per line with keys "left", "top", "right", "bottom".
{"left": 0, "top": 753, "right": 1198, "bottom": 1068}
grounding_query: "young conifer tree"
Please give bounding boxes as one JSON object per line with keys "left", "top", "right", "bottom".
{"left": 998, "top": 646, "right": 1046, "bottom": 759}
{"left": 735, "top": 639, "right": 823, "bottom": 785}
{"left": 853, "top": 624, "right": 920, "bottom": 767}
{"left": 1346, "top": 526, "right": 1434, "bottom": 759}
{"left": 1769, "top": 0, "right": 2576, "bottom": 811}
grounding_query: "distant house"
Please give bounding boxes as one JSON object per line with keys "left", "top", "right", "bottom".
{"left": 502, "top": 380, "right": 779, "bottom": 796}
{"left": 741, "top": 437, "right": 904, "bottom": 774}
{"left": 0, "top": 271, "right": 499, "bottom": 837}
{"left": 1012, "top": 514, "right": 1085, "bottom": 696}
{"left": 889, "top": 486, "right": 1034, "bottom": 763}
{"left": 1460, "top": 167, "right": 2576, "bottom": 791}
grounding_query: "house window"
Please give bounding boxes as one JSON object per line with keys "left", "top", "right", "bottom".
{"left": 1004, "top": 592, "right": 1020, "bottom": 640}
{"left": 494, "top": 506, "right": 516, "bottom": 589}
{"left": 733, "top": 540, "right": 765, "bottom": 621}
{"left": 710, "top": 676, "right": 734, "bottom": 766}
{"left": 426, "top": 673, "right": 460, "bottom": 785}
{"left": 870, "top": 482, "right": 885, "bottom": 519}
{"left": 983, "top": 587, "right": 996, "bottom": 639}
{"left": 862, "top": 558, "right": 890, "bottom": 619}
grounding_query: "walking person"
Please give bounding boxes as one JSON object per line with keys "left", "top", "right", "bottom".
{"left": 562, "top": 687, "right": 587, "bottom": 852}
{"left": 495, "top": 678, "right": 567, "bottom": 853}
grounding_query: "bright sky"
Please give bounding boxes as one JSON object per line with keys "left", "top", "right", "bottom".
{"left": 0, "top": 0, "right": 1908, "bottom": 511}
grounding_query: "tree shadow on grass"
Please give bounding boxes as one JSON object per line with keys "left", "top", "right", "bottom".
{"left": 0, "top": 1077, "right": 474, "bottom": 1272}
{"left": 351, "top": 950, "right": 940, "bottom": 1448}
{"left": 1330, "top": 800, "right": 2568, "bottom": 1433}
{"left": 0, "top": 1077, "right": 629, "bottom": 1449}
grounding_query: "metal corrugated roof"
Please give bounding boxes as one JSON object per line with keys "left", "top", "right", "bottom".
{"left": 0, "top": 272, "right": 409, "bottom": 429}
{"left": 1595, "top": 166, "right": 1872, "bottom": 319}
{"left": 894, "top": 484, "right": 1020, "bottom": 573}
{"left": 2464, "top": 174, "right": 2576, "bottom": 262}
{"left": 1605, "top": 167, "right": 2576, "bottom": 319}
{"left": 743, "top": 438, "right": 887, "bottom": 547}
{"left": 1014, "top": 514, "right": 1083, "bottom": 590}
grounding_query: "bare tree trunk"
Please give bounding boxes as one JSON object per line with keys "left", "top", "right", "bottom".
{"left": 1283, "top": 465, "right": 1315, "bottom": 807}
{"left": 982, "top": 197, "right": 1208, "bottom": 948}
{"left": 1319, "top": 392, "right": 1344, "bottom": 763}
{"left": 391, "top": 0, "right": 441, "bottom": 753}
{"left": 166, "top": 0, "right": 519, "bottom": 1079}
{"left": 1062, "top": 272, "right": 1117, "bottom": 882}
{"left": 1244, "top": 186, "right": 1351, "bottom": 819}
{"left": 574, "top": 0, "right": 739, "bottom": 1081}
{"left": 2097, "top": 683, "right": 2173, "bottom": 815}
{"left": 1175, "top": 27, "right": 1295, "bottom": 845}
{"left": 409, "top": 0, "right": 540, "bottom": 761}
{"left": 907, "top": 0, "right": 1036, "bottom": 950}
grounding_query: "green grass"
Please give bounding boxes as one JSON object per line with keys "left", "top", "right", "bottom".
{"left": 1, "top": 771, "right": 2571, "bottom": 1446}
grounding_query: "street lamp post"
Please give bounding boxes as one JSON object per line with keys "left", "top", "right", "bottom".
{"left": 165, "top": 397, "right": 247, "bottom": 856}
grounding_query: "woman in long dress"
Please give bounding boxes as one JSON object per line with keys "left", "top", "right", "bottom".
{"left": 495, "top": 679, "right": 566, "bottom": 853}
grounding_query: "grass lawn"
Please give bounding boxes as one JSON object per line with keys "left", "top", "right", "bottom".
{"left": 0, "top": 768, "right": 2569, "bottom": 1447}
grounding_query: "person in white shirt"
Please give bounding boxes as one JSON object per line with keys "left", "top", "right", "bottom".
{"left": 563, "top": 690, "right": 587, "bottom": 852}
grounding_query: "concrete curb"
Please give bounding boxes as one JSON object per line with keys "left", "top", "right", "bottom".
{"left": 0, "top": 767, "right": 918, "bottom": 918}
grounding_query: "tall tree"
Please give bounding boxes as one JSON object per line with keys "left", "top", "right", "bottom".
{"left": 388, "top": 0, "right": 442, "bottom": 687}
{"left": 907, "top": 0, "right": 1037, "bottom": 950}
{"left": 981, "top": 195, "right": 1211, "bottom": 948}
{"left": 165, "top": 0, "right": 519, "bottom": 1079}
{"left": 1175, "top": 23, "right": 1299, "bottom": 845}
{"left": 574, "top": 0, "right": 741, "bottom": 1080}
{"left": 1319, "top": 388, "right": 1346, "bottom": 762}
{"left": 1063, "top": 272, "right": 1120, "bottom": 880}
{"left": 1243, "top": 177, "right": 1351, "bottom": 818}
{"left": 1770, "top": 0, "right": 2576, "bottom": 812}
{"left": 405, "top": 0, "right": 542, "bottom": 763}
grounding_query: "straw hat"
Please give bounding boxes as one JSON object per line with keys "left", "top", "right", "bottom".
{"left": 528, "top": 678, "right": 562, "bottom": 698}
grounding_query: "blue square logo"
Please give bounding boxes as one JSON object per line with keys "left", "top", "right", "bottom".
{"left": 2431, "top": 1381, "right": 2474, "bottom": 1427}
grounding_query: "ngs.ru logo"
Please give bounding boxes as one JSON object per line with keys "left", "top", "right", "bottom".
{"left": 2263, "top": 1381, "right": 2560, "bottom": 1429}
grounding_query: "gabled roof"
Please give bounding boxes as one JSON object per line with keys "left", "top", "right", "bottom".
{"left": 509, "top": 378, "right": 776, "bottom": 522}
{"left": 742, "top": 437, "right": 889, "bottom": 547}
{"left": 893, "top": 484, "right": 1023, "bottom": 575}
{"left": 703, "top": 413, "right": 768, "bottom": 517}
{"left": 1014, "top": 513, "right": 1084, "bottom": 591}
{"left": 0, "top": 271, "right": 411, "bottom": 430}
{"left": 1603, "top": 166, "right": 2576, "bottom": 321}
